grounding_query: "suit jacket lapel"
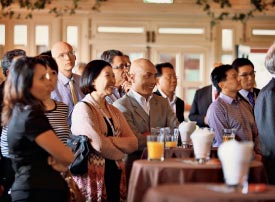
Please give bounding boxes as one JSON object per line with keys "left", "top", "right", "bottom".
{"left": 127, "top": 91, "right": 149, "bottom": 123}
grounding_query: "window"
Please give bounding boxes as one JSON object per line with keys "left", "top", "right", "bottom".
{"left": 0, "top": 25, "right": 5, "bottom": 46}
{"left": 35, "top": 25, "right": 49, "bottom": 54}
{"left": 14, "top": 25, "right": 27, "bottom": 47}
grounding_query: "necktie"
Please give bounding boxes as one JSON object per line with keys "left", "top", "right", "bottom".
{"left": 69, "top": 80, "right": 78, "bottom": 105}
{"left": 247, "top": 92, "right": 255, "bottom": 107}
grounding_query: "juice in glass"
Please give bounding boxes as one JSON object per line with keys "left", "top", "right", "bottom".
{"left": 147, "top": 135, "right": 164, "bottom": 161}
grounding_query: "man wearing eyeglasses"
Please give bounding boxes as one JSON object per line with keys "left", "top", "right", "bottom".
{"left": 51, "top": 41, "right": 84, "bottom": 124}
{"left": 232, "top": 58, "right": 260, "bottom": 108}
{"left": 101, "top": 49, "right": 131, "bottom": 104}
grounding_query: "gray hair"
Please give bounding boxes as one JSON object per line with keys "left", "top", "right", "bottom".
{"left": 265, "top": 43, "right": 275, "bottom": 74}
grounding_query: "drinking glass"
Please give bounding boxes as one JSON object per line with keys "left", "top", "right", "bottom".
{"left": 218, "top": 140, "right": 254, "bottom": 193}
{"left": 147, "top": 135, "right": 164, "bottom": 161}
{"left": 223, "top": 128, "right": 236, "bottom": 142}
{"left": 191, "top": 128, "right": 214, "bottom": 164}
{"left": 165, "top": 135, "right": 177, "bottom": 148}
{"left": 151, "top": 127, "right": 160, "bottom": 136}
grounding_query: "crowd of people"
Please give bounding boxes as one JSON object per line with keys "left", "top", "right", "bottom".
{"left": 0, "top": 40, "right": 275, "bottom": 202}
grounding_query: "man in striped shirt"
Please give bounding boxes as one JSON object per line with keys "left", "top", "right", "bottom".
{"left": 206, "top": 64, "right": 261, "bottom": 157}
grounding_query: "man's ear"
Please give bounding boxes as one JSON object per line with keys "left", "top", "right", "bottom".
{"left": 218, "top": 81, "right": 224, "bottom": 91}
{"left": 156, "top": 77, "right": 160, "bottom": 85}
{"left": 129, "top": 73, "right": 135, "bottom": 83}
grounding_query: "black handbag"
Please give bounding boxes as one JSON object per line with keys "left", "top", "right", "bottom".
{"left": 67, "top": 135, "right": 92, "bottom": 175}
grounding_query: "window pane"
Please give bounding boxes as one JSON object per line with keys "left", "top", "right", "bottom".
{"left": 222, "top": 29, "right": 233, "bottom": 51}
{"left": 183, "top": 54, "right": 202, "bottom": 82}
{"left": 128, "top": 53, "right": 144, "bottom": 61}
{"left": 35, "top": 25, "right": 49, "bottom": 45}
{"left": 14, "top": 25, "right": 27, "bottom": 46}
{"left": 159, "top": 53, "right": 176, "bottom": 67}
{"left": 35, "top": 25, "right": 49, "bottom": 54}
{"left": 0, "top": 25, "right": 5, "bottom": 45}
{"left": 67, "top": 26, "right": 78, "bottom": 48}
{"left": 221, "top": 54, "right": 233, "bottom": 64}
{"left": 186, "top": 87, "right": 198, "bottom": 105}
{"left": 250, "top": 52, "right": 271, "bottom": 89}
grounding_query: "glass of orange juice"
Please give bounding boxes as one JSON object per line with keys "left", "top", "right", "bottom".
{"left": 147, "top": 135, "right": 164, "bottom": 161}
{"left": 165, "top": 135, "right": 177, "bottom": 148}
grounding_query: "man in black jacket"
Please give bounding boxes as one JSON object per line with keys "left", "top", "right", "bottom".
{"left": 155, "top": 62, "right": 185, "bottom": 123}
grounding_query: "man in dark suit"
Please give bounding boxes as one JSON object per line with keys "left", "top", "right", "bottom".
{"left": 155, "top": 62, "right": 185, "bottom": 123}
{"left": 232, "top": 58, "right": 260, "bottom": 108}
{"left": 255, "top": 43, "right": 275, "bottom": 184}
{"left": 188, "top": 85, "right": 213, "bottom": 127}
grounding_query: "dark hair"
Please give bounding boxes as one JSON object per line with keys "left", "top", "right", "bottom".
{"left": 1, "top": 49, "right": 26, "bottom": 77}
{"left": 36, "top": 55, "right": 58, "bottom": 73}
{"left": 100, "top": 49, "right": 123, "bottom": 64}
{"left": 232, "top": 58, "right": 254, "bottom": 71}
{"left": 2, "top": 57, "right": 46, "bottom": 126}
{"left": 80, "top": 60, "right": 111, "bottom": 95}
{"left": 155, "top": 62, "right": 174, "bottom": 77}
{"left": 39, "top": 50, "right": 52, "bottom": 57}
{"left": 211, "top": 64, "right": 233, "bottom": 92}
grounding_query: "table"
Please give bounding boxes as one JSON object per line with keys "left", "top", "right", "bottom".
{"left": 143, "top": 183, "right": 275, "bottom": 202}
{"left": 141, "top": 147, "right": 218, "bottom": 159}
{"left": 127, "top": 158, "right": 267, "bottom": 202}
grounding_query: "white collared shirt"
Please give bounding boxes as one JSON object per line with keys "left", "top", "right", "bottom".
{"left": 158, "top": 89, "right": 176, "bottom": 113}
{"left": 131, "top": 90, "right": 153, "bottom": 115}
{"left": 239, "top": 89, "right": 250, "bottom": 102}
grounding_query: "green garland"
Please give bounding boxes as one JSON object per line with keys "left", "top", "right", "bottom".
{"left": 196, "top": 0, "right": 275, "bottom": 27}
{"left": 0, "top": 0, "right": 106, "bottom": 19}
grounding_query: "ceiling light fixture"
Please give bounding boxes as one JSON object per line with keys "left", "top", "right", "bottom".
{"left": 144, "top": 0, "right": 173, "bottom": 4}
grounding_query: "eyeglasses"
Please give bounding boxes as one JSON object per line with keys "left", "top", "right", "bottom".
{"left": 112, "top": 64, "right": 128, "bottom": 69}
{"left": 239, "top": 71, "right": 256, "bottom": 78}
{"left": 57, "top": 50, "right": 75, "bottom": 59}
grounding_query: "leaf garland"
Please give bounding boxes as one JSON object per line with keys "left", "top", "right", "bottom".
{"left": 0, "top": 0, "right": 106, "bottom": 19}
{"left": 196, "top": 0, "right": 275, "bottom": 27}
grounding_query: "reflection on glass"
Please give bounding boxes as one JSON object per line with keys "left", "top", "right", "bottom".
{"left": 183, "top": 54, "right": 202, "bottom": 82}
{"left": 0, "top": 25, "right": 5, "bottom": 45}
{"left": 14, "top": 25, "right": 27, "bottom": 46}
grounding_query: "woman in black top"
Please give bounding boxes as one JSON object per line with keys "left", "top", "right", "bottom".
{"left": 2, "top": 57, "right": 74, "bottom": 202}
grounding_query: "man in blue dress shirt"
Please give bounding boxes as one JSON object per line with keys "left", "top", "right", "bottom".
{"left": 51, "top": 41, "right": 84, "bottom": 124}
